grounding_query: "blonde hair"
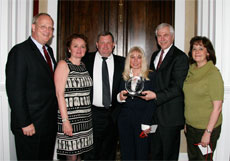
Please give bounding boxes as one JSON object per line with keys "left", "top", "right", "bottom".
{"left": 123, "top": 46, "right": 150, "bottom": 81}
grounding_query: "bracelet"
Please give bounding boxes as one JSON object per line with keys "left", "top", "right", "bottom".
{"left": 62, "top": 118, "right": 69, "bottom": 122}
{"left": 206, "top": 129, "right": 212, "bottom": 133}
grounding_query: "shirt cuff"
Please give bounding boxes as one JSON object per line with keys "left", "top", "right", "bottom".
{"left": 117, "top": 93, "right": 126, "bottom": 103}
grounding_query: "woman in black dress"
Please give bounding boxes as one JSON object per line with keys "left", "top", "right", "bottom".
{"left": 117, "top": 46, "right": 156, "bottom": 160}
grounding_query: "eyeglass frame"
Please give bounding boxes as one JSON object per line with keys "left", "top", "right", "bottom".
{"left": 37, "top": 25, "right": 54, "bottom": 32}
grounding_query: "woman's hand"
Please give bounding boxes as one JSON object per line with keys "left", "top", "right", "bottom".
{"left": 200, "top": 131, "right": 211, "bottom": 147}
{"left": 63, "top": 121, "right": 73, "bottom": 136}
{"left": 143, "top": 127, "right": 151, "bottom": 136}
{"left": 140, "top": 127, "right": 151, "bottom": 138}
{"left": 200, "top": 100, "right": 222, "bottom": 147}
{"left": 120, "top": 90, "right": 128, "bottom": 101}
{"left": 140, "top": 90, "right": 156, "bottom": 101}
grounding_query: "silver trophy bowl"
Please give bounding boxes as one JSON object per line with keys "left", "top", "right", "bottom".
{"left": 125, "top": 76, "right": 144, "bottom": 97}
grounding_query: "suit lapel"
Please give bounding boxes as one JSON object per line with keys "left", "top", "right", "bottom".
{"left": 151, "top": 50, "right": 160, "bottom": 71}
{"left": 87, "top": 52, "right": 96, "bottom": 79}
{"left": 158, "top": 45, "right": 175, "bottom": 70}
{"left": 112, "top": 55, "right": 123, "bottom": 98}
{"left": 112, "top": 56, "right": 119, "bottom": 93}
{"left": 28, "top": 38, "right": 54, "bottom": 79}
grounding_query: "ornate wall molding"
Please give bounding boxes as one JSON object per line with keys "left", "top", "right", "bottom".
{"left": 198, "top": 0, "right": 230, "bottom": 86}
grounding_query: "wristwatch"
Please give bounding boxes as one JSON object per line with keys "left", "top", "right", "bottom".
{"left": 62, "top": 118, "right": 69, "bottom": 122}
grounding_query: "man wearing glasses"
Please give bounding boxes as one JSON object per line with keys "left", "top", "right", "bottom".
{"left": 6, "top": 13, "right": 57, "bottom": 160}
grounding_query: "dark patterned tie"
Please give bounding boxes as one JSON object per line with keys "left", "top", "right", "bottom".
{"left": 102, "top": 57, "right": 111, "bottom": 109}
{"left": 43, "top": 46, "right": 53, "bottom": 74}
{"left": 157, "top": 50, "right": 164, "bottom": 70}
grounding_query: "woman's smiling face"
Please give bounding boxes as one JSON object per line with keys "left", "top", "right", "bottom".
{"left": 192, "top": 43, "right": 209, "bottom": 66}
{"left": 130, "top": 51, "right": 142, "bottom": 69}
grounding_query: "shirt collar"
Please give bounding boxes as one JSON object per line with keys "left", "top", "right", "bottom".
{"left": 96, "top": 51, "right": 113, "bottom": 60}
{"left": 30, "top": 36, "right": 45, "bottom": 51}
{"left": 161, "top": 44, "right": 173, "bottom": 54}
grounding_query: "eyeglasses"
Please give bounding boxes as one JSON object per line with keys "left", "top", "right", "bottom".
{"left": 37, "top": 25, "right": 54, "bottom": 32}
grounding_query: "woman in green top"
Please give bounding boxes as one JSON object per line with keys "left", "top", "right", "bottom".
{"left": 183, "top": 36, "right": 224, "bottom": 160}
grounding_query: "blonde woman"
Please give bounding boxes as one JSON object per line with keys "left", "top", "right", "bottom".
{"left": 117, "top": 46, "right": 156, "bottom": 160}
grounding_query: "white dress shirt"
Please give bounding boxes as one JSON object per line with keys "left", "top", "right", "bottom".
{"left": 93, "top": 52, "right": 114, "bottom": 107}
{"left": 31, "top": 36, "right": 54, "bottom": 70}
{"left": 154, "top": 44, "right": 173, "bottom": 69}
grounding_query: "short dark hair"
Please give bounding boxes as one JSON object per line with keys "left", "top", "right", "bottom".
{"left": 65, "top": 33, "right": 88, "bottom": 58}
{"left": 188, "top": 36, "right": 216, "bottom": 65}
{"left": 97, "top": 31, "right": 114, "bottom": 42}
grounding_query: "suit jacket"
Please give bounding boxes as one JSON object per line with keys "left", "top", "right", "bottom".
{"left": 150, "top": 45, "right": 189, "bottom": 127}
{"left": 6, "top": 37, "right": 58, "bottom": 135}
{"left": 82, "top": 52, "right": 125, "bottom": 121}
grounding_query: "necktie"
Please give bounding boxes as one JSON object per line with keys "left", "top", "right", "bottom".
{"left": 102, "top": 57, "right": 111, "bottom": 109}
{"left": 42, "top": 46, "right": 53, "bottom": 74}
{"left": 157, "top": 50, "right": 164, "bottom": 70}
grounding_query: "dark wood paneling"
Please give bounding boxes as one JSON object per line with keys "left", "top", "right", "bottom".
{"left": 57, "top": 0, "right": 175, "bottom": 63}
{"left": 33, "top": 0, "right": 39, "bottom": 16}
{"left": 124, "top": 0, "right": 174, "bottom": 63}
{"left": 57, "top": 1, "right": 107, "bottom": 60}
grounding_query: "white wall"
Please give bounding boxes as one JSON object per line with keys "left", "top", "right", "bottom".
{"left": 0, "top": 0, "right": 33, "bottom": 160}
{"left": 197, "top": 0, "right": 230, "bottom": 160}
{"left": 175, "top": 0, "right": 185, "bottom": 52}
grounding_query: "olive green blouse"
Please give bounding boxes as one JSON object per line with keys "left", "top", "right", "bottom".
{"left": 183, "top": 61, "right": 224, "bottom": 129}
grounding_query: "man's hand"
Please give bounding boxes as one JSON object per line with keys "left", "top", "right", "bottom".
{"left": 22, "top": 124, "right": 36, "bottom": 136}
{"left": 120, "top": 90, "right": 128, "bottom": 101}
{"left": 140, "top": 90, "right": 156, "bottom": 101}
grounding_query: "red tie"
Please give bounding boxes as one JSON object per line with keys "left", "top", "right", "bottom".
{"left": 42, "top": 46, "right": 53, "bottom": 74}
{"left": 157, "top": 50, "right": 164, "bottom": 70}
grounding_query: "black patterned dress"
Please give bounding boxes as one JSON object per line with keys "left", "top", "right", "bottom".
{"left": 56, "top": 59, "right": 93, "bottom": 155}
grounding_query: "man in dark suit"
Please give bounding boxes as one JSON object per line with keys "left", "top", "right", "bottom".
{"left": 82, "top": 31, "right": 125, "bottom": 160}
{"left": 149, "top": 23, "right": 189, "bottom": 160}
{"left": 5, "top": 13, "right": 57, "bottom": 160}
